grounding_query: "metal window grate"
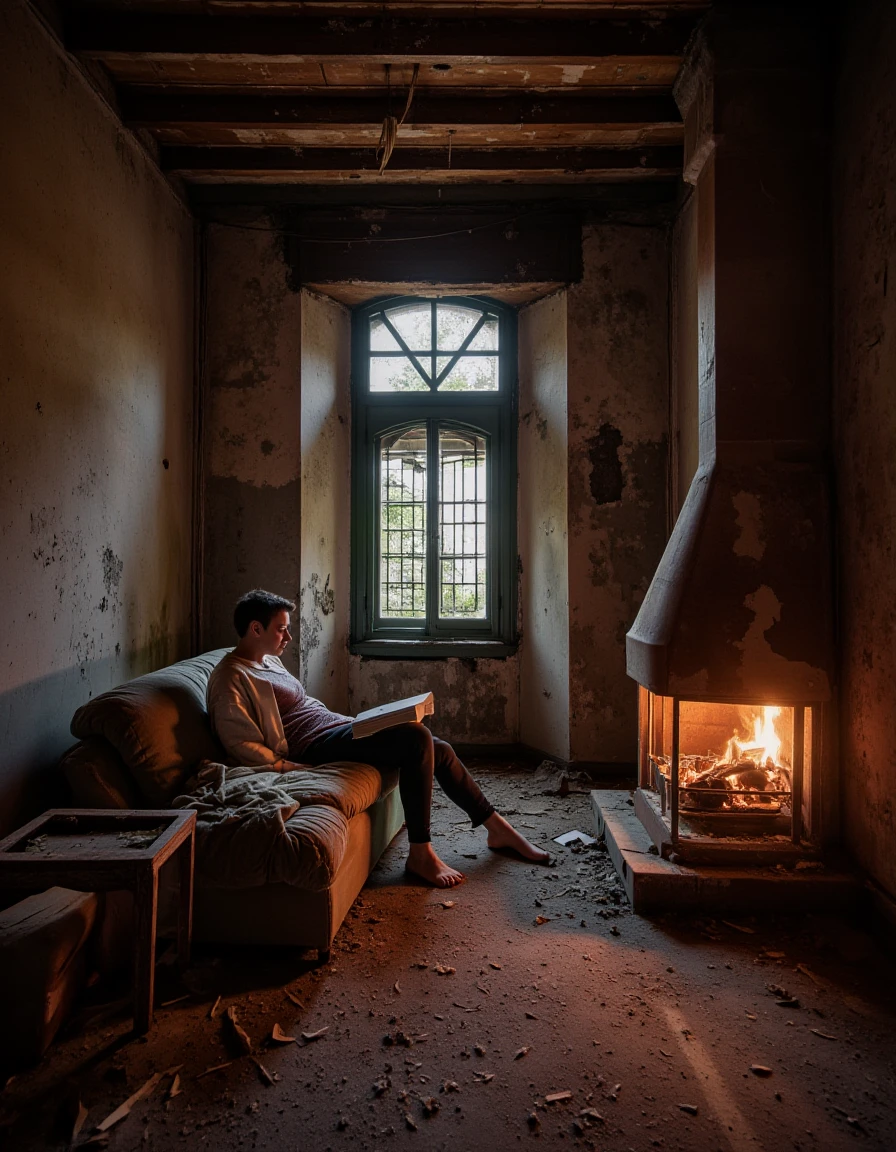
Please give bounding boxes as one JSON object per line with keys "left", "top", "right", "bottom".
{"left": 379, "top": 427, "right": 427, "bottom": 618}
{"left": 439, "top": 429, "right": 487, "bottom": 619}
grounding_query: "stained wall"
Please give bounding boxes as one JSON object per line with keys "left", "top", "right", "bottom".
{"left": 0, "top": 0, "right": 195, "bottom": 833}
{"left": 566, "top": 226, "right": 670, "bottom": 763}
{"left": 834, "top": 0, "right": 896, "bottom": 899}
{"left": 201, "top": 220, "right": 302, "bottom": 668}
{"left": 671, "top": 193, "right": 700, "bottom": 514}
{"left": 348, "top": 656, "right": 520, "bottom": 747}
{"left": 300, "top": 291, "right": 351, "bottom": 710}
{"left": 518, "top": 292, "right": 570, "bottom": 760}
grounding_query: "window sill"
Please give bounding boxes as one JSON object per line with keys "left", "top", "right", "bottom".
{"left": 350, "top": 639, "right": 518, "bottom": 660}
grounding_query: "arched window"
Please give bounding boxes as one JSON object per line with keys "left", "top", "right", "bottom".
{"left": 351, "top": 297, "right": 517, "bottom": 654}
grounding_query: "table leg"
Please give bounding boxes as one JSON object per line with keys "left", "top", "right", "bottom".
{"left": 133, "top": 865, "right": 159, "bottom": 1035}
{"left": 177, "top": 834, "right": 194, "bottom": 970}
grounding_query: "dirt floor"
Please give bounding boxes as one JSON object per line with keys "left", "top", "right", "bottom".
{"left": 2, "top": 763, "right": 896, "bottom": 1152}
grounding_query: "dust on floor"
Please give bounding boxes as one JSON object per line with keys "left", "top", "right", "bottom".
{"left": 2, "top": 763, "right": 895, "bottom": 1152}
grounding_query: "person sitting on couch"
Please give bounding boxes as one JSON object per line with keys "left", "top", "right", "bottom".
{"left": 207, "top": 589, "right": 549, "bottom": 888}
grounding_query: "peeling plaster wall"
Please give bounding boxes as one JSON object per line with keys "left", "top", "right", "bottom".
{"left": 566, "top": 227, "right": 669, "bottom": 763}
{"left": 671, "top": 193, "right": 700, "bottom": 515}
{"left": 299, "top": 291, "right": 351, "bottom": 710}
{"left": 201, "top": 221, "right": 302, "bottom": 668}
{"left": 518, "top": 292, "right": 570, "bottom": 760}
{"left": 834, "top": 0, "right": 896, "bottom": 899}
{"left": 0, "top": 0, "right": 194, "bottom": 834}
{"left": 348, "top": 657, "right": 519, "bottom": 747}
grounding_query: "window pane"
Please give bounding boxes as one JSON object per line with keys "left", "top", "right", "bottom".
{"left": 370, "top": 315, "right": 401, "bottom": 352}
{"left": 439, "top": 429, "right": 487, "bottom": 619}
{"left": 467, "top": 317, "right": 499, "bottom": 351}
{"left": 370, "top": 356, "right": 429, "bottom": 392}
{"left": 380, "top": 427, "right": 427, "bottom": 619}
{"left": 436, "top": 304, "right": 481, "bottom": 351}
{"left": 384, "top": 303, "right": 432, "bottom": 351}
{"left": 437, "top": 356, "right": 499, "bottom": 392}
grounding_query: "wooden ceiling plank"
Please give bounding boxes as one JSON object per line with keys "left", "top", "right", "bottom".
{"left": 66, "top": 12, "right": 694, "bottom": 61}
{"left": 150, "top": 125, "right": 684, "bottom": 146}
{"left": 181, "top": 171, "right": 681, "bottom": 184}
{"left": 160, "top": 143, "right": 682, "bottom": 172}
{"left": 119, "top": 90, "right": 682, "bottom": 127}
{"left": 99, "top": 59, "right": 681, "bottom": 87}
{"left": 81, "top": 2, "right": 708, "bottom": 12}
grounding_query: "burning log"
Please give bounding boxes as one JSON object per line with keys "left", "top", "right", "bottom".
{"left": 682, "top": 776, "right": 728, "bottom": 810}
{"left": 649, "top": 706, "right": 793, "bottom": 815}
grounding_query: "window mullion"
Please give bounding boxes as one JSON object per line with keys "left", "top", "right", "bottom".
{"left": 430, "top": 302, "right": 437, "bottom": 391}
{"left": 425, "top": 418, "right": 440, "bottom": 635}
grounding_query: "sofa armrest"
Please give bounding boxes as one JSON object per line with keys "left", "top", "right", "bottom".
{"left": 60, "top": 738, "right": 142, "bottom": 810}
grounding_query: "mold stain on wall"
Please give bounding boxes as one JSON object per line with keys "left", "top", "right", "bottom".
{"left": 588, "top": 423, "right": 625, "bottom": 505}
{"left": 300, "top": 572, "right": 335, "bottom": 685}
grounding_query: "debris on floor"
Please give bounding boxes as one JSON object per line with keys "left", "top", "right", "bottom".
{"left": 1, "top": 763, "right": 894, "bottom": 1152}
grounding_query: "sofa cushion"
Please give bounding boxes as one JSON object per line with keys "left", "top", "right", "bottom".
{"left": 60, "top": 738, "right": 141, "bottom": 810}
{"left": 70, "top": 650, "right": 229, "bottom": 805}
{"left": 194, "top": 801, "right": 350, "bottom": 893}
{"left": 275, "top": 761, "right": 398, "bottom": 820}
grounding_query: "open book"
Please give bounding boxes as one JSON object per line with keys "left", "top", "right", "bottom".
{"left": 352, "top": 692, "right": 434, "bottom": 739}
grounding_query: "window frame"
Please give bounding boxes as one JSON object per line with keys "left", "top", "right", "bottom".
{"left": 351, "top": 295, "right": 518, "bottom": 658}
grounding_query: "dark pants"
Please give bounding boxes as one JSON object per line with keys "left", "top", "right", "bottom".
{"left": 303, "top": 723, "right": 494, "bottom": 844}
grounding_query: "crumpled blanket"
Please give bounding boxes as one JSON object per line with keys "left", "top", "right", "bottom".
{"left": 170, "top": 759, "right": 384, "bottom": 892}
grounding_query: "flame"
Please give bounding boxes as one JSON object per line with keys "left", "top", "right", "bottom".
{"left": 650, "top": 702, "right": 792, "bottom": 814}
{"left": 723, "top": 706, "right": 782, "bottom": 766}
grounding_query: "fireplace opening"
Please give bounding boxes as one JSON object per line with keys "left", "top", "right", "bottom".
{"left": 636, "top": 689, "right": 821, "bottom": 864}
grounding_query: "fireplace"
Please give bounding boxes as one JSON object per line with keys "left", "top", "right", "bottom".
{"left": 633, "top": 688, "right": 827, "bottom": 864}
{"left": 617, "top": 3, "right": 838, "bottom": 871}
{"left": 589, "top": 6, "right": 844, "bottom": 906}
{"left": 624, "top": 448, "right": 835, "bottom": 865}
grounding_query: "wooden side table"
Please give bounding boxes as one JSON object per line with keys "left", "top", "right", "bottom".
{"left": 0, "top": 809, "right": 196, "bottom": 1034}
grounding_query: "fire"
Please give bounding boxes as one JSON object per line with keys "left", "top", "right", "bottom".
{"left": 651, "top": 705, "right": 792, "bottom": 815}
{"left": 723, "top": 706, "right": 782, "bottom": 768}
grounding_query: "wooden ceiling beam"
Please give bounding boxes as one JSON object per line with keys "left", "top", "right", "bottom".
{"left": 121, "top": 90, "right": 682, "bottom": 129}
{"left": 160, "top": 143, "right": 682, "bottom": 175}
{"left": 66, "top": 11, "right": 694, "bottom": 62}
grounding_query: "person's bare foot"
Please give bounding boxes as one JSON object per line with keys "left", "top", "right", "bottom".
{"left": 484, "top": 812, "right": 551, "bottom": 863}
{"left": 405, "top": 842, "right": 465, "bottom": 888}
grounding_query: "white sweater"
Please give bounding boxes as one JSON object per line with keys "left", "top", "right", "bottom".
{"left": 206, "top": 653, "right": 291, "bottom": 771}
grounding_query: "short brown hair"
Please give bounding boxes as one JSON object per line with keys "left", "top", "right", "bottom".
{"left": 233, "top": 589, "right": 296, "bottom": 637}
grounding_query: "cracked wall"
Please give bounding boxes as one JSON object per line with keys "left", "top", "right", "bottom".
{"left": 566, "top": 227, "right": 669, "bottom": 763}
{"left": 201, "top": 220, "right": 302, "bottom": 667}
{"left": 834, "top": 0, "right": 896, "bottom": 899}
{"left": 0, "top": 0, "right": 194, "bottom": 834}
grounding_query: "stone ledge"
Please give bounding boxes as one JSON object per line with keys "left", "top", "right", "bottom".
{"left": 591, "top": 790, "right": 861, "bottom": 915}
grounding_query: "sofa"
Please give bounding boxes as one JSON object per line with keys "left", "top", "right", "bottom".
{"left": 59, "top": 649, "right": 405, "bottom": 961}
